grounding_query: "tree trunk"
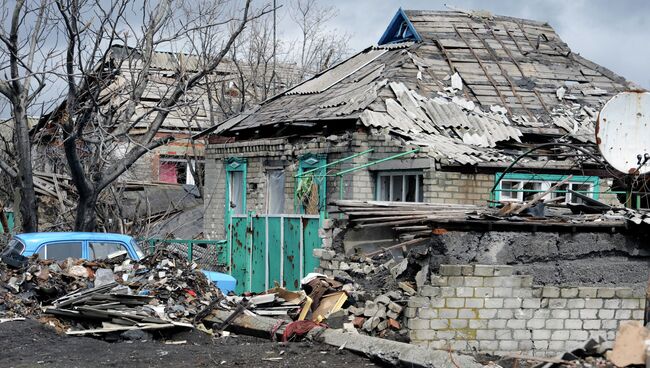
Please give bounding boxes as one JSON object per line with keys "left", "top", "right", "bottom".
{"left": 74, "top": 191, "right": 98, "bottom": 232}
{"left": 13, "top": 106, "right": 38, "bottom": 233}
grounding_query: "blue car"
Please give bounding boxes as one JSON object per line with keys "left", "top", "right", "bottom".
{"left": 1, "top": 232, "right": 236, "bottom": 293}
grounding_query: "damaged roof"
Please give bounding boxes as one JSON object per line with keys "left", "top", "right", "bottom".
{"left": 200, "top": 9, "right": 636, "bottom": 167}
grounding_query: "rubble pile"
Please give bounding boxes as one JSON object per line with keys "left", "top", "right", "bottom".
{"left": 0, "top": 249, "right": 223, "bottom": 336}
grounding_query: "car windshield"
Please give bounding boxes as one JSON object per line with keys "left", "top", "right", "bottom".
{"left": 1, "top": 239, "right": 25, "bottom": 256}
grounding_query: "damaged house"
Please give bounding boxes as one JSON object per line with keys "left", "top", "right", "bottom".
{"left": 196, "top": 8, "right": 650, "bottom": 356}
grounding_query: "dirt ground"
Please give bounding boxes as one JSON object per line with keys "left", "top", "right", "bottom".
{"left": 1, "top": 319, "right": 382, "bottom": 368}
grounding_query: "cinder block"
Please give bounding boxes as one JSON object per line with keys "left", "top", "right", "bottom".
{"left": 565, "top": 319, "right": 582, "bottom": 329}
{"left": 464, "top": 276, "right": 483, "bottom": 287}
{"left": 615, "top": 288, "right": 634, "bottom": 298}
{"left": 545, "top": 319, "right": 564, "bottom": 329}
{"left": 430, "top": 319, "right": 449, "bottom": 329}
{"left": 475, "top": 287, "right": 494, "bottom": 298}
{"left": 548, "top": 341, "right": 566, "bottom": 351}
{"left": 503, "top": 298, "right": 522, "bottom": 308}
{"left": 604, "top": 299, "right": 621, "bottom": 309}
{"left": 460, "top": 265, "right": 474, "bottom": 276}
{"left": 469, "top": 319, "right": 489, "bottom": 329}
{"left": 495, "top": 329, "right": 512, "bottom": 340}
{"left": 493, "top": 265, "right": 513, "bottom": 276}
{"left": 439, "top": 309, "right": 458, "bottom": 318}
{"left": 419, "top": 308, "right": 438, "bottom": 319}
{"left": 473, "top": 265, "right": 494, "bottom": 276}
{"left": 430, "top": 275, "right": 448, "bottom": 286}
{"left": 458, "top": 308, "right": 477, "bottom": 319}
{"left": 488, "top": 319, "right": 507, "bottom": 329}
{"left": 632, "top": 310, "right": 645, "bottom": 320}
{"left": 560, "top": 287, "right": 579, "bottom": 298}
{"left": 408, "top": 297, "right": 430, "bottom": 308}
{"left": 410, "top": 329, "right": 437, "bottom": 341}
{"left": 596, "top": 288, "right": 616, "bottom": 298}
{"left": 598, "top": 309, "right": 615, "bottom": 319}
{"left": 621, "top": 299, "right": 640, "bottom": 309}
{"left": 527, "top": 319, "right": 545, "bottom": 329}
{"left": 580, "top": 309, "right": 598, "bottom": 319}
{"left": 477, "top": 329, "right": 495, "bottom": 340}
{"left": 465, "top": 298, "right": 484, "bottom": 308}
{"left": 493, "top": 287, "right": 513, "bottom": 297}
{"left": 615, "top": 309, "right": 632, "bottom": 319}
{"left": 513, "top": 329, "right": 532, "bottom": 340}
{"left": 404, "top": 307, "right": 417, "bottom": 318}
{"left": 439, "top": 264, "right": 462, "bottom": 276}
{"left": 512, "top": 288, "right": 534, "bottom": 298}
{"left": 583, "top": 320, "right": 601, "bottom": 330}
{"left": 532, "top": 329, "right": 551, "bottom": 340}
{"left": 497, "top": 309, "right": 514, "bottom": 319}
{"left": 567, "top": 298, "right": 586, "bottom": 309}
{"left": 446, "top": 298, "right": 464, "bottom": 308}
{"left": 569, "top": 330, "right": 589, "bottom": 341}
{"left": 522, "top": 298, "right": 541, "bottom": 309}
{"left": 585, "top": 299, "right": 604, "bottom": 309}
{"left": 449, "top": 319, "right": 468, "bottom": 328}
{"left": 550, "top": 309, "right": 570, "bottom": 319}
{"left": 480, "top": 340, "right": 499, "bottom": 351}
{"left": 479, "top": 309, "right": 498, "bottom": 319}
{"left": 485, "top": 298, "right": 504, "bottom": 308}
{"left": 407, "top": 318, "right": 430, "bottom": 330}
{"left": 578, "top": 287, "right": 598, "bottom": 298}
{"left": 499, "top": 340, "right": 519, "bottom": 350}
{"left": 420, "top": 286, "right": 441, "bottom": 297}
{"left": 601, "top": 319, "right": 618, "bottom": 329}
{"left": 551, "top": 330, "right": 570, "bottom": 340}
{"left": 542, "top": 286, "right": 560, "bottom": 298}
{"left": 456, "top": 287, "right": 474, "bottom": 297}
{"left": 447, "top": 276, "right": 464, "bottom": 286}
{"left": 506, "top": 319, "right": 526, "bottom": 329}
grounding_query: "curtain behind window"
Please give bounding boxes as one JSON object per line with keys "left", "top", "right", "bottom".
{"left": 267, "top": 169, "right": 285, "bottom": 214}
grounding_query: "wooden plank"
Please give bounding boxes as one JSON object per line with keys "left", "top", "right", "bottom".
{"left": 231, "top": 217, "right": 250, "bottom": 294}
{"left": 302, "top": 217, "right": 320, "bottom": 278}
{"left": 250, "top": 216, "right": 267, "bottom": 293}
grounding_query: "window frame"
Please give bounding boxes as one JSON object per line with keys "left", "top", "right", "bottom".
{"left": 494, "top": 173, "right": 600, "bottom": 204}
{"left": 375, "top": 170, "right": 424, "bottom": 203}
{"left": 88, "top": 241, "right": 128, "bottom": 260}
{"left": 36, "top": 240, "right": 84, "bottom": 260}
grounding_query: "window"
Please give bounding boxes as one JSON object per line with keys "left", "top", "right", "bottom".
{"left": 89, "top": 242, "right": 126, "bottom": 260}
{"left": 376, "top": 172, "right": 424, "bottom": 202}
{"left": 159, "top": 156, "right": 205, "bottom": 185}
{"left": 266, "top": 169, "right": 285, "bottom": 214}
{"left": 37, "top": 241, "right": 83, "bottom": 260}
{"left": 229, "top": 170, "right": 245, "bottom": 215}
{"left": 495, "top": 173, "right": 599, "bottom": 204}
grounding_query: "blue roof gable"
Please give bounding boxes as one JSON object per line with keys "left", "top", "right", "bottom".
{"left": 378, "top": 8, "right": 422, "bottom": 45}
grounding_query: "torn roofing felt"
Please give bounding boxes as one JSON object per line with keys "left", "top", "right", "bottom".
{"left": 198, "top": 9, "right": 636, "bottom": 167}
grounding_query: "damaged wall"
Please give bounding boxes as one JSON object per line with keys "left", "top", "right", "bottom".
{"left": 406, "top": 264, "right": 645, "bottom": 356}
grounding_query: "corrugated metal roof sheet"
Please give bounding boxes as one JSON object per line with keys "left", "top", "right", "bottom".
{"left": 286, "top": 48, "right": 388, "bottom": 95}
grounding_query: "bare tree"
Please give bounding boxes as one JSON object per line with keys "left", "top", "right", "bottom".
{"left": 289, "top": 0, "right": 350, "bottom": 80}
{"left": 0, "top": 0, "right": 59, "bottom": 232}
{"left": 45, "top": 0, "right": 268, "bottom": 231}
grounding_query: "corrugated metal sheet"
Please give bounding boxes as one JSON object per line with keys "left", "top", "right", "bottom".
{"left": 286, "top": 49, "right": 387, "bottom": 95}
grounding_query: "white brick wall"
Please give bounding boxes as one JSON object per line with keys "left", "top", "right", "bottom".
{"left": 407, "top": 264, "right": 645, "bottom": 356}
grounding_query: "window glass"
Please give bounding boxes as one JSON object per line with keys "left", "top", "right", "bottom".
{"left": 267, "top": 169, "right": 286, "bottom": 214}
{"left": 230, "top": 171, "right": 245, "bottom": 215}
{"left": 522, "top": 182, "right": 542, "bottom": 201}
{"left": 405, "top": 175, "right": 417, "bottom": 202}
{"left": 391, "top": 176, "right": 403, "bottom": 202}
{"left": 44, "top": 242, "right": 82, "bottom": 260}
{"left": 89, "top": 242, "right": 126, "bottom": 260}
{"left": 379, "top": 176, "right": 390, "bottom": 201}
{"left": 500, "top": 181, "right": 519, "bottom": 200}
{"left": 377, "top": 172, "right": 423, "bottom": 203}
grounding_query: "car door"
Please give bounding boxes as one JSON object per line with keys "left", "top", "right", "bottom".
{"left": 36, "top": 241, "right": 83, "bottom": 261}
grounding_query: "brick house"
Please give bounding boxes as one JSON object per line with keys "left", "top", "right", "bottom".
{"left": 199, "top": 8, "right": 637, "bottom": 241}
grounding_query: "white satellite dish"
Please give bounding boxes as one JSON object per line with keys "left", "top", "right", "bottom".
{"left": 597, "top": 91, "right": 650, "bottom": 174}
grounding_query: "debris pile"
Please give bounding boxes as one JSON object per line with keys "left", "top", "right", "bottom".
{"left": 0, "top": 249, "right": 223, "bottom": 336}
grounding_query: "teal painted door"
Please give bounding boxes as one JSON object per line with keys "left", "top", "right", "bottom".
{"left": 229, "top": 214, "right": 320, "bottom": 294}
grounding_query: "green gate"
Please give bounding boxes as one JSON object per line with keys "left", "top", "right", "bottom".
{"left": 229, "top": 214, "right": 321, "bottom": 294}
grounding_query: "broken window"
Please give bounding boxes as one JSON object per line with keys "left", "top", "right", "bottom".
{"left": 376, "top": 172, "right": 424, "bottom": 202}
{"left": 159, "top": 156, "right": 204, "bottom": 185}
{"left": 89, "top": 242, "right": 126, "bottom": 260}
{"left": 266, "top": 169, "right": 285, "bottom": 214}
{"left": 495, "top": 174, "right": 598, "bottom": 204}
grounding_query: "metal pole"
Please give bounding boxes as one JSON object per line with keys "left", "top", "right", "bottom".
{"left": 335, "top": 149, "right": 420, "bottom": 177}
{"left": 297, "top": 149, "right": 375, "bottom": 178}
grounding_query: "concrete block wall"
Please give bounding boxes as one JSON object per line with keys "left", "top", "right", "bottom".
{"left": 423, "top": 171, "right": 493, "bottom": 206}
{"left": 407, "top": 264, "right": 645, "bottom": 356}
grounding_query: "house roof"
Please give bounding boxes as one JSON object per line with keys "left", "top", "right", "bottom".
{"left": 200, "top": 9, "right": 637, "bottom": 168}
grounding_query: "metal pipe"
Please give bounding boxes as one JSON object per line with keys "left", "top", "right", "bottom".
{"left": 296, "top": 149, "right": 374, "bottom": 177}
{"left": 334, "top": 149, "right": 420, "bottom": 177}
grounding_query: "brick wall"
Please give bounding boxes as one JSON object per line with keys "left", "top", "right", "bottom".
{"left": 424, "top": 171, "right": 494, "bottom": 206}
{"left": 407, "top": 264, "right": 645, "bottom": 356}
